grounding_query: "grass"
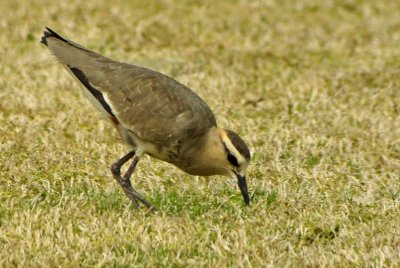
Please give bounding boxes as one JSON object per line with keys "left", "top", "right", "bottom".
{"left": 1, "top": 0, "right": 399, "bottom": 266}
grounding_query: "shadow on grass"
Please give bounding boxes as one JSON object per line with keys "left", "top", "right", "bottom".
{"left": 150, "top": 187, "right": 280, "bottom": 218}
{"left": 15, "top": 183, "right": 279, "bottom": 219}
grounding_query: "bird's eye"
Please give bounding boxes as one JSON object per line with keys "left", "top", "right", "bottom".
{"left": 227, "top": 153, "right": 239, "bottom": 167}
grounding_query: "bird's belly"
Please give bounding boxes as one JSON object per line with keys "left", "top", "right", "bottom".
{"left": 133, "top": 139, "right": 173, "bottom": 162}
{"left": 119, "top": 125, "right": 178, "bottom": 162}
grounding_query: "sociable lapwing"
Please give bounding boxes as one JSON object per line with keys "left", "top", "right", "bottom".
{"left": 41, "top": 27, "right": 251, "bottom": 210}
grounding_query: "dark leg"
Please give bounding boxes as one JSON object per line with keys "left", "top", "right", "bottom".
{"left": 111, "top": 151, "right": 139, "bottom": 208}
{"left": 122, "top": 158, "right": 156, "bottom": 210}
{"left": 111, "top": 150, "right": 156, "bottom": 210}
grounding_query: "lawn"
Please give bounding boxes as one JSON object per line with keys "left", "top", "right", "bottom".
{"left": 0, "top": 0, "right": 399, "bottom": 266}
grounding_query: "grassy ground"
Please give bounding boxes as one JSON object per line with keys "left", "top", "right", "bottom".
{"left": 1, "top": 0, "right": 399, "bottom": 266}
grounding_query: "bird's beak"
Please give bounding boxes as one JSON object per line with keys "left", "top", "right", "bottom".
{"left": 236, "top": 173, "right": 250, "bottom": 206}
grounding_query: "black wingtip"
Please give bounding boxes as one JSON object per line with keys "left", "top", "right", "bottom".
{"left": 40, "top": 27, "right": 68, "bottom": 46}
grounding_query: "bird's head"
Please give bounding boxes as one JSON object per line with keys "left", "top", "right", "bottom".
{"left": 218, "top": 129, "right": 251, "bottom": 206}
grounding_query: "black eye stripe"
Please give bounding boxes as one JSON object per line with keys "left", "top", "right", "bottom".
{"left": 227, "top": 153, "right": 239, "bottom": 167}
{"left": 222, "top": 142, "right": 240, "bottom": 167}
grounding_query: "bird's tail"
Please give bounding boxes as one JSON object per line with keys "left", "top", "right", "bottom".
{"left": 41, "top": 27, "right": 107, "bottom": 68}
{"left": 41, "top": 28, "right": 118, "bottom": 119}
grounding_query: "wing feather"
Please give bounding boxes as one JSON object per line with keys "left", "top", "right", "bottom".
{"left": 94, "top": 65, "right": 217, "bottom": 144}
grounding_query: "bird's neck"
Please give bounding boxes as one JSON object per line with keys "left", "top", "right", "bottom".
{"left": 180, "top": 127, "right": 227, "bottom": 176}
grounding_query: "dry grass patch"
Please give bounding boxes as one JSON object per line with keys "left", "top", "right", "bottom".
{"left": 1, "top": 0, "right": 399, "bottom": 266}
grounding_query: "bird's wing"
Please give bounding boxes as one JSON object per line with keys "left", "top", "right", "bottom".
{"left": 42, "top": 28, "right": 217, "bottom": 145}
{"left": 92, "top": 64, "right": 217, "bottom": 144}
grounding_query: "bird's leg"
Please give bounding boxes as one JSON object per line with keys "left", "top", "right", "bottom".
{"left": 111, "top": 150, "right": 139, "bottom": 208}
{"left": 122, "top": 157, "right": 157, "bottom": 210}
{"left": 111, "top": 151, "right": 156, "bottom": 210}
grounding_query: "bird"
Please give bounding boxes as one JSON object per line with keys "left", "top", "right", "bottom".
{"left": 41, "top": 27, "right": 251, "bottom": 210}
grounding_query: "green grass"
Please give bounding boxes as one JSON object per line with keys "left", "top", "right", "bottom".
{"left": 1, "top": 0, "right": 400, "bottom": 266}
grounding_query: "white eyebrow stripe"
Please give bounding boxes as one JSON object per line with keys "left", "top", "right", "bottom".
{"left": 223, "top": 137, "right": 247, "bottom": 165}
